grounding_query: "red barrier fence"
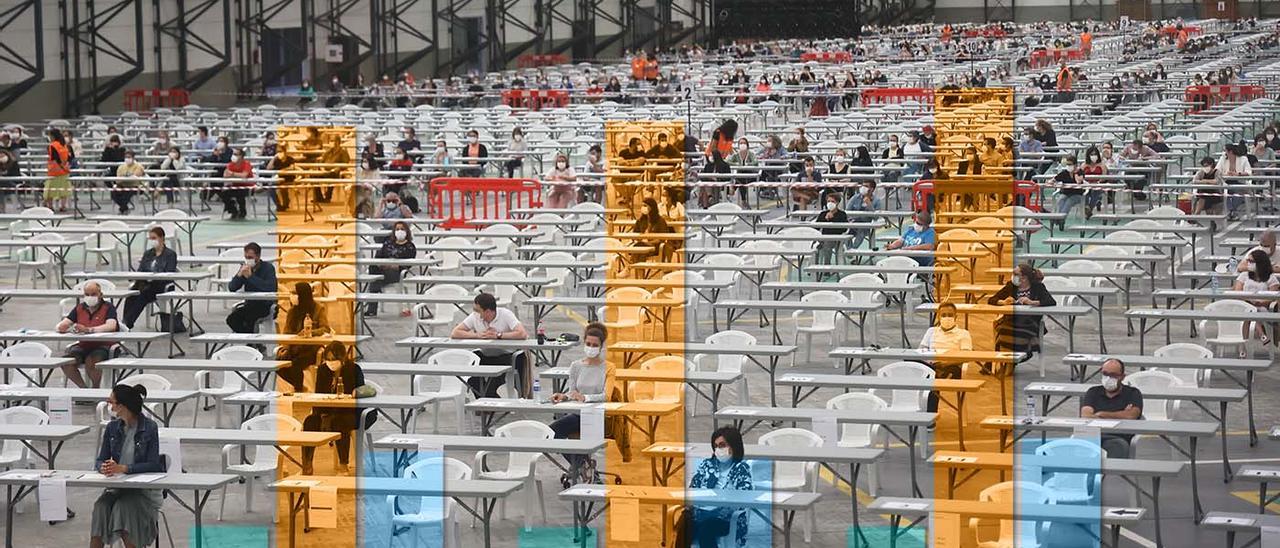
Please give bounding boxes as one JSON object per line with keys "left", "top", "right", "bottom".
{"left": 1184, "top": 85, "right": 1266, "bottom": 113}
{"left": 963, "top": 26, "right": 1008, "bottom": 38}
{"left": 1028, "top": 48, "right": 1086, "bottom": 69}
{"left": 861, "top": 87, "right": 935, "bottom": 107}
{"left": 516, "top": 54, "right": 569, "bottom": 68}
{"left": 428, "top": 177, "right": 543, "bottom": 229}
{"left": 800, "top": 51, "right": 852, "bottom": 63}
{"left": 501, "top": 89, "right": 570, "bottom": 110}
{"left": 911, "top": 180, "right": 1044, "bottom": 213}
{"left": 123, "top": 88, "right": 190, "bottom": 112}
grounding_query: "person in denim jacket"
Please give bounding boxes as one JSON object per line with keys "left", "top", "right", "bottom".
{"left": 92, "top": 384, "right": 164, "bottom": 548}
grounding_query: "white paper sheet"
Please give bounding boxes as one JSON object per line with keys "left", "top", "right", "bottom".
{"left": 812, "top": 416, "right": 838, "bottom": 447}
{"left": 1089, "top": 420, "right": 1121, "bottom": 428}
{"left": 47, "top": 395, "right": 72, "bottom": 426}
{"left": 38, "top": 478, "right": 67, "bottom": 522}
{"left": 581, "top": 407, "right": 604, "bottom": 443}
{"left": 308, "top": 485, "right": 338, "bottom": 528}
{"left": 125, "top": 473, "right": 166, "bottom": 483}
{"left": 609, "top": 497, "right": 640, "bottom": 542}
{"left": 1262, "top": 526, "right": 1280, "bottom": 548}
{"left": 159, "top": 436, "right": 182, "bottom": 473}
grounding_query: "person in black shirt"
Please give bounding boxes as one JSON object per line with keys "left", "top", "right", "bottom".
{"left": 99, "top": 135, "right": 126, "bottom": 174}
{"left": 267, "top": 143, "right": 298, "bottom": 212}
{"left": 397, "top": 127, "right": 421, "bottom": 154}
{"left": 814, "top": 193, "right": 848, "bottom": 267}
{"left": 647, "top": 133, "right": 681, "bottom": 159}
{"left": 364, "top": 221, "right": 417, "bottom": 317}
{"left": 1080, "top": 358, "right": 1143, "bottom": 458}
{"left": 120, "top": 226, "right": 179, "bottom": 329}
{"left": 226, "top": 243, "right": 277, "bottom": 334}
{"left": 300, "top": 342, "right": 375, "bottom": 475}
{"left": 988, "top": 263, "right": 1057, "bottom": 358}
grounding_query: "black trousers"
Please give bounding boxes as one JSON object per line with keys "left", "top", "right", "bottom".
{"left": 927, "top": 363, "right": 963, "bottom": 413}
{"left": 110, "top": 188, "right": 134, "bottom": 211}
{"left": 301, "top": 409, "right": 377, "bottom": 466}
{"left": 467, "top": 351, "right": 529, "bottom": 398}
{"left": 227, "top": 301, "right": 272, "bottom": 333}
{"left": 121, "top": 282, "right": 168, "bottom": 329}
{"left": 364, "top": 266, "right": 404, "bottom": 315}
{"left": 221, "top": 187, "right": 249, "bottom": 217}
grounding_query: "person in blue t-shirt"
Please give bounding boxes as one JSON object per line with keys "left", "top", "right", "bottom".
{"left": 885, "top": 210, "right": 936, "bottom": 265}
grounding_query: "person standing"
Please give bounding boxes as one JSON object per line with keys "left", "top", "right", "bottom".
{"left": 44, "top": 128, "right": 73, "bottom": 212}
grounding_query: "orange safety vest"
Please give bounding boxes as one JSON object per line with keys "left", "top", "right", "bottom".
{"left": 1080, "top": 32, "right": 1092, "bottom": 52}
{"left": 47, "top": 141, "right": 70, "bottom": 177}
{"left": 631, "top": 57, "right": 646, "bottom": 80}
{"left": 645, "top": 59, "right": 659, "bottom": 80}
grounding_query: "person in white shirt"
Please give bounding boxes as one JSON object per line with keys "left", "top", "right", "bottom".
{"left": 1233, "top": 249, "right": 1280, "bottom": 352}
{"left": 451, "top": 292, "right": 530, "bottom": 396}
{"left": 1217, "top": 144, "right": 1253, "bottom": 219}
{"left": 1238, "top": 230, "right": 1279, "bottom": 273}
{"left": 918, "top": 303, "right": 972, "bottom": 414}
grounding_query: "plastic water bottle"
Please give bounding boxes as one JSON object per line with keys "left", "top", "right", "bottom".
{"left": 1227, "top": 257, "right": 1240, "bottom": 292}
{"left": 532, "top": 378, "right": 542, "bottom": 402}
{"left": 1211, "top": 268, "right": 1221, "bottom": 293}
{"left": 1024, "top": 395, "right": 1038, "bottom": 424}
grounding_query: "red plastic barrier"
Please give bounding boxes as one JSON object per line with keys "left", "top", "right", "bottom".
{"left": 516, "top": 54, "right": 569, "bottom": 69}
{"left": 123, "top": 88, "right": 190, "bottom": 112}
{"left": 1184, "top": 85, "right": 1266, "bottom": 113}
{"left": 911, "top": 180, "right": 1043, "bottom": 213}
{"left": 1028, "top": 48, "right": 1086, "bottom": 69}
{"left": 428, "top": 177, "right": 543, "bottom": 229}
{"left": 962, "top": 26, "right": 1008, "bottom": 38}
{"left": 800, "top": 51, "right": 852, "bottom": 63}
{"left": 861, "top": 88, "right": 935, "bottom": 107}
{"left": 501, "top": 89, "right": 570, "bottom": 110}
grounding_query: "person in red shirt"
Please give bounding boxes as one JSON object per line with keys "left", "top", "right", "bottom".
{"left": 56, "top": 281, "right": 119, "bottom": 388}
{"left": 222, "top": 147, "right": 255, "bottom": 219}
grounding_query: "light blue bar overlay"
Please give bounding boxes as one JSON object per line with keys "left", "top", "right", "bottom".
{"left": 1016, "top": 433, "right": 1104, "bottom": 548}
{"left": 678, "top": 455, "right": 775, "bottom": 548}
{"left": 360, "top": 448, "right": 445, "bottom": 548}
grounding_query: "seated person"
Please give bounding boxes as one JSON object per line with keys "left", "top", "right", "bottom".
{"left": 276, "top": 282, "right": 330, "bottom": 391}
{"left": 226, "top": 242, "right": 278, "bottom": 334}
{"left": 681, "top": 426, "right": 753, "bottom": 548}
{"left": 300, "top": 342, "right": 376, "bottom": 475}
{"left": 121, "top": 226, "right": 178, "bottom": 329}
{"left": 451, "top": 292, "right": 530, "bottom": 397}
{"left": 57, "top": 281, "right": 119, "bottom": 389}
{"left": 92, "top": 384, "right": 164, "bottom": 548}
{"left": 633, "top": 197, "right": 676, "bottom": 262}
{"left": 375, "top": 191, "right": 413, "bottom": 229}
{"left": 1079, "top": 358, "right": 1143, "bottom": 458}
{"left": 884, "top": 210, "right": 936, "bottom": 266}
{"left": 918, "top": 303, "right": 973, "bottom": 413}
{"left": 987, "top": 263, "right": 1056, "bottom": 359}
{"left": 814, "top": 193, "right": 848, "bottom": 267}
{"left": 364, "top": 221, "right": 417, "bottom": 317}
{"left": 1233, "top": 249, "right": 1280, "bottom": 353}
{"left": 1237, "top": 229, "right": 1279, "bottom": 273}
{"left": 791, "top": 156, "right": 822, "bottom": 210}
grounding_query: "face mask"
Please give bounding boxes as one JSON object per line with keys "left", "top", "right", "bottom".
{"left": 914, "top": 222, "right": 925, "bottom": 232}
{"left": 714, "top": 447, "right": 732, "bottom": 462}
{"left": 386, "top": 201, "right": 399, "bottom": 210}
{"left": 244, "top": 258, "right": 255, "bottom": 267}
{"left": 940, "top": 317, "right": 956, "bottom": 330}
{"left": 232, "top": 155, "right": 243, "bottom": 162}
{"left": 859, "top": 186, "right": 870, "bottom": 196}
{"left": 589, "top": 153, "right": 599, "bottom": 162}
{"left": 739, "top": 144, "right": 748, "bottom": 153}
{"left": 513, "top": 135, "right": 523, "bottom": 142}
{"left": 169, "top": 152, "right": 179, "bottom": 159}
{"left": 584, "top": 346, "right": 601, "bottom": 358}
{"left": 835, "top": 155, "right": 846, "bottom": 163}
{"left": 216, "top": 143, "right": 226, "bottom": 151}
{"left": 326, "top": 359, "right": 342, "bottom": 372}
{"left": 468, "top": 136, "right": 478, "bottom": 144}
{"left": 826, "top": 201, "right": 837, "bottom": 211}
{"left": 149, "top": 238, "right": 161, "bottom": 250}
{"left": 557, "top": 161, "right": 568, "bottom": 170}
{"left": 1101, "top": 376, "right": 1120, "bottom": 391}
{"left": 83, "top": 295, "right": 100, "bottom": 308}
{"left": 124, "top": 158, "right": 134, "bottom": 165}
{"left": 394, "top": 229, "right": 407, "bottom": 241}
{"left": 434, "top": 147, "right": 446, "bottom": 155}
{"left": 1011, "top": 275, "right": 1022, "bottom": 286}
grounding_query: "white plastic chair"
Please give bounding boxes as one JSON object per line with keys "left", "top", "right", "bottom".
{"left": 218, "top": 413, "right": 303, "bottom": 520}
{"left": 969, "top": 481, "right": 1056, "bottom": 548}
{"left": 413, "top": 349, "right": 478, "bottom": 434}
{"left": 524, "top": 213, "right": 564, "bottom": 245}
{"left": 838, "top": 273, "right": 885, "bottom": 345}
{"left": 0, "top": 342, "right": 52, "bottom": 388}
{"left": 1035, "top": 438, "right": 1102, "bottom": 505}
{"left": 79, "top": 220, "right": 129, "bottom": 271}
{"left": 431, "top": 236, "right": 471, "bottom": 272}
{"left": 151, "top": 209, "right": 190, "bottom": 254}
{"left": 1058, "top": 259, "right": 1103, "bottom": 288}
{"left": 474, "top": 420, "right": 552, "bottom": 530}
{"left": 387, "top": 456, "right": 470, "bottom": 548}
{"left": 661, "top": 270, "right": 705, "bottom": 340}
{"left": 193, "top": 345, "right": 262, "bottom": 427}
{"left": 481, "top": 267, "right": 526, "bottom": 311}
{"left": 1125, "top": 370, "right": 1183, "bottom": 459}
{"left": 14, "top": 232, "right": 65, "bottom": 288}
{"left": 412, "top": 284, "right": 471, "bottom": 337}
{"left": 1153, "top": 342, "right": 1214, "bottom": 387}
{"left": 757, "top": 428, "right": 822, "bottom": 542}
{"left": 827, "top": 393, "right": 886, "bottom": 496}
{"left": 790, "top": 290, "right": 847, "bottom": 367}
{"left": 0, "top": 406, "right": 47, "bottom": 514}
{"left": 480, "top": 223, "right": 521, "bottom": 258}
{"left": 690, "top": 330, "right": 754, "bottom": 414}
{"left": 698, "top": 254, "right": 745, "bottom": 299}
{"left": 529, "top": 251, "right": 574, "bottom": 296}
{"left": 1198, "top": 299, "right": 1257, "bottom": 358}
{"left": 599, "top": 287, "right": 651, "bottom": 340}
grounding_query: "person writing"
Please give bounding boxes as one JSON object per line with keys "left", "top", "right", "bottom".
{"left": 451, "top": 292, "right": 530, "bottom": 397}
{"left": 226, "top": 242, "right": 278, "bottom": 334}
{"left": 91, "top": 384, "right": 164, "bottom": 548}
{"left": 549, "top": 322, "right": 613, "bottom": 475}
{"left": 682, "top": 426, "right": 753, "bottom": 548}
{"left": 300, "top": 342, "right": 376, "bottom": 475}
{"left": 988, "top": 263, "right": 1057, "bottom": 359}
{"left": 57, "top": 282, "right": 119, "bottom": 389}
{"left": 1079, "top": 358, "right": 1143, "bottom": 458}
{"left": 364, "top": 221, "right": 417, "bottom": 317}
{"left": 885, "top": 211, "right": 936, "bottom": 266}
{"left": 276, "top": 282, "right": 331, "bottom": 391}
{"left": 120, "top": 226, "right": 178, "bottom": 329}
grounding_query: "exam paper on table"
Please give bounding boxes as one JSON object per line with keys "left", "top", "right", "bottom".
{"left": 126, "top": 473, "right": 166, "bottom": 483}
{"left": 38, "top": 478, "right": 68, "bottom": 522}
{"left": 309, "top": 485, "right": 338, "bottom": 529}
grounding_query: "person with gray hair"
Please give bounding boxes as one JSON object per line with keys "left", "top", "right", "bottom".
{"left": 56, "top": 281, "right": 120, "bottom": 388}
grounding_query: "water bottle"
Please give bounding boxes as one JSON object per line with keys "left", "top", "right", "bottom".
{"left": 536, "top": 326, "right": 546, "bottom": 345}
{"left": 335, "top": 374, "right": 345, "bottom": 396}
{"left": 532, "top": 378, "right": 542, "bottom": 402}
{"left": 1024, "top": 395, "right": 1038, "bottom": 424}
{"left": 1211, "top": 268, "right": 1221, "bottom": 293}
{"left": 1227, "top": 257, "right": 1240, "bottom": 291}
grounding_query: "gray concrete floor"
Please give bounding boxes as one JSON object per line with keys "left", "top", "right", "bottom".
{"left": 5, "top": 195, "right": 1278, "bottom": 548}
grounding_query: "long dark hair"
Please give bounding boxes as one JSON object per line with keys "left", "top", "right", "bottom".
{"left": 636, "top": 197, "right": 668, "bottom": 233}
{"left": 853, "top": 146, "right": 873, "bottom": 166}
{"left": 1251, "top": 249, "right": 1272, "bottom": 283}
{"left": 286, "top": 281, "right": 318, "bottom": 332}
{"left": 47, "top": 128, "right": 65, "bottom": 146}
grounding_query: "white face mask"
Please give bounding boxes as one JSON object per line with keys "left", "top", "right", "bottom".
{"left": 83, "top": 295, "right": 100, "bottom": 308}
{"left": 584, "top": 346, "right": 601, "bottom": 358}
{"left": 124, "top": 158, "right": 134, "bottom": 165}
{"left": 1011, "top": 275, "right": 1022, "bottom": 286}
{"left": 169, "top": 152, "right": 179, "bottom": 159}
{"left": 243, "top": 258, "right": 255, "bottom": 268}
{"left": 232, "top": 155, "right": 243, "bottom": 162}
{"left": 913, "top": 222, "right": 925, "bottom": 232}
{"left": 557, "top": 161, "right": 568, "bottom": 170}
{"left": 835, "top": 155, "right": 846, "bottom": 163}
{"left": 826, "top": 201, "right": 837, "bottom": 211}
{"left": 738, "top": 144, "right": 748, "bottom": 153}
{"left": 149, "top": 238, "right": 161, "bottom": 250}
{"left": 940, "top": 317, "right": 956, "bottom": 330}
{"left": 1101, "top": 375, "right": 1120, "bottom": 392}
{"left": 394, "top": 229, "right": 407, "bottom": 241}
{"left": 468, "top": 136, "right": 478, "bottom": 144}
{"left": 859, "top": 186, "right": 869, "bottom": 196}
{"left": 713, "top": 447, "right": 732, "bottom": 462}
